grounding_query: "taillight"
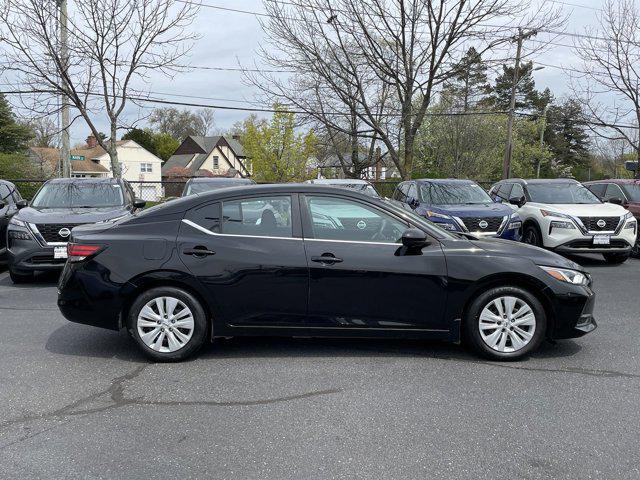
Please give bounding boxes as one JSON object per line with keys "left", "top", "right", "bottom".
{"left": 67, "top": 243, "right": 103, "bottom": 262}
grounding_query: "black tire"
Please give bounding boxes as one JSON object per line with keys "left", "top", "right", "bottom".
{"left": 630, "top": 241, "right": 639, "bottom": 258}
{"left": 522, "top": 223, "right": 542, "bottom": 247}
{"left": 463, "top": 286, "right": 547, "bottom": 361}
{"left": 9, "top": 268, "right": 34, "bottom": 284}
{"left": 127, "top": 286, "right": 209, "bottom": 362}
{"left": 603, "top": 252, "right": 630, "bottom": 265}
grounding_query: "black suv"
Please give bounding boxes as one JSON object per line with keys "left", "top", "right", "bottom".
{"left": 0, "top": 180, "right": 24, "bottom": 264}
{"left": 7, "top": 178, "right": 144, "bottom": 283}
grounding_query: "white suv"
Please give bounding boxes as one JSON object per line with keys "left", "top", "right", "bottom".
{"left": 489, "top": 178, "right": 637, "bottom": 264}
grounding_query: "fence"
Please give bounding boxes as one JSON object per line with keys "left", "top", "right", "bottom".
{"left": 7, "top": 178, "right": 497, "bottom": 203}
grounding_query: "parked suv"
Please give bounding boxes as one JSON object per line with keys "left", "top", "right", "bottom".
{"left": 6, "top": 178, "right": 145, "bottom": 283}
{"left": 489, "top": 178, "right": 637, "bottom": 264}
{"left": 305, "top": 179, "right": 380, "bottom": 198}
{"left": 182, "top": 177, "right": 255, "bottom": 196}
{"left": 583, "top": 179, "right": 640, "bottom": 256}
{"left": 392, "top": 179, "right": 522, "bottom": 240}
{"left": 0, "top": 180, "right": 24, "bottom": 264}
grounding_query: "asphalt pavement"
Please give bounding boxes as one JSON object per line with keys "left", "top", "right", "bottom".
{"left": 0, "top": 256, "right": 639, "bottom": 479}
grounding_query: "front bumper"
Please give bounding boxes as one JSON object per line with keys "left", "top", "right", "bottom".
{"left": 550, "top": 286, "right": 597, "bottom": 339}
{"left": 7, "top": 236, "right": 67, "bottom": 272}
{"left": 553, "top": 238, "right": 632, "bottom": 255}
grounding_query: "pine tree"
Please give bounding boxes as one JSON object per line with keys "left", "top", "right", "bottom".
{"left": 544, "top": 99, "right": 591, "bottom": 171}
{"left": 0, "top": 94, "right": 33, "bottom": 153}
{"left": 487, "top": 61, "right": 544, "bottom": 112}
{"left": 442, "top": 47, "right": 492, "bottom": 111}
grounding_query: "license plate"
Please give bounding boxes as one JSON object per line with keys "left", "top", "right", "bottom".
{"left": 54, "top": 246, "right": 68, "bottom": 259}
{"left": 593, "top": 235, "right": 610, "bottom": 245}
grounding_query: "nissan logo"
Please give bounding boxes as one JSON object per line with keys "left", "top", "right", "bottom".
{"left": 596, "top": 219, "right": 606, "bottom": 229}
{"left": 478, "top": 220, "right": 489, "bottom": 229}
{"left": 58, "top": 228, "right": 71, "bottom": 238}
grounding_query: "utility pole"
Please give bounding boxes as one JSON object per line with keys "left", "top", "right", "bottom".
{"left": 58, "top": 0, "right": 71, "bottom": 178}
{"left": 503, "top": 28, "right": 537, "bottom": 179}
{"left": 536, "top": 104, "right": 548, "bottom": 178}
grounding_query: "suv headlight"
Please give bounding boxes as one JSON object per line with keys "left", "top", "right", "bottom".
{"left": 540, "top": 209, "right": 573, "bottom": 220}
{"left": 426, "top": 210, "right": 453, "bottom": 220}
{"left": 550, "top": 220, "right": 576, "bottom": 230}
{"left": 539, "top": 266, "right": 589, "bottom": 286}
{"left": 507, "top": 214, "right": 522, "bottom": 230}
{"left": 8, "top": 217, "right": 26, "bottom": 228}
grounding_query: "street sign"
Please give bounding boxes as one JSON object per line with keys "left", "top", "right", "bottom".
{"left": 70, "top": 154, "right": 85, "bottom": 161}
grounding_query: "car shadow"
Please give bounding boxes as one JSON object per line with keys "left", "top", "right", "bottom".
{"left": 0, "top": 269, "right": 61, "bottom": 288}
{"left": 45, "top": 323, "right": 582, "bottom": 364}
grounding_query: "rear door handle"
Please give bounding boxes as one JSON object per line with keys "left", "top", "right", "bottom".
{"left": 183, "top": 246, "right": 216, "bottom": 257}
{"left": 311, "top": 254, "right": 343, "bottom": 264}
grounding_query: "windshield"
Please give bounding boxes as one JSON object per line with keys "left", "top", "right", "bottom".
{"left": 420, "top": 182, "right": 492, "bottom": 205}
{"left": 31, "top": 182, "right": 125, "bottom": 208}
{"left": 527, "top": 183, "right": 601, "bottom": 204}
{"left": 624, "top": 184, "right": 640, "bottom": 202}
{"left": 185, "top": 180, "right": 252, "bottom": 196}
{"left": 380, "top": 198, "right": 458, "bottom": 239}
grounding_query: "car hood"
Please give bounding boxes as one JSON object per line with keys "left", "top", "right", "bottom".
{"left": 422, "top": 202, "right": 513, "bottom": 217}
{"left": 15, "top": 206, "right": 131, "bottom": 224}
{"left": 468, "top": 237, "right": 583, "bottom": 270}
{"left": 527, "top": 202, "right": 627, "bottom": 217}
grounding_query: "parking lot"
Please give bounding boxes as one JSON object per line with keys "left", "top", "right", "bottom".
{"left": 0, "top": 255, "right": 638, "bottom": 479}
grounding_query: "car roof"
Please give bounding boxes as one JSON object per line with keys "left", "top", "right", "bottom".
{"left": 187, "top": 177, "right": 253, "bottom": 183}
{"left": 495, "top": 178, "right": 579, "bottom": 185}
{"left": 414, "top": 178, "right": 476, "bottom": 184}
{"left": 584, "top": 178, "right": 640, "bottom": 185}
{"left": 306, "top": 178, "right": 372, "bottom": 184}
{"left": 45, "top": 177, "right": 122, "bottom": 185}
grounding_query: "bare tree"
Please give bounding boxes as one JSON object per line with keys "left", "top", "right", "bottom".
{"left": 572, "top": 0, "right": 640, "bottom": 179}
{"left": 251, "top": 0, "right": 563, "bottom": 180}
{"left": 28, "top": 116, "right": 59, "bottom": 148}
{"left": 0, "top": 0, "right": 200, "bottom": 177}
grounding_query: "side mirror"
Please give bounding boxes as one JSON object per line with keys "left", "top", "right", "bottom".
{"left": 16, "top": 199, "right": 28, "bottom": 209}
{"left": 607, "top": 197, "right": 623, "bottom": 206}
{"left": 133, "top": 198, "right": 146, "bottom": 209}
{"left": 401, "top": 228, "right": 429, "bottom": 249}
{"left": 509, "top": 196, "right": 525, "bottom": 208}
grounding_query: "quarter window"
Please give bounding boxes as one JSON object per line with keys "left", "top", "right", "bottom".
{"left": 222, "top": 196, "right": 292, "bottom": 238}
{"left": 305, "top": 195, "right": 408, "bottom": 243}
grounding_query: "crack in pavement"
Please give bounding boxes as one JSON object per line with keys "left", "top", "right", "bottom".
{"left": 0, "top": 364, "right": 343, "bottom": 448}
{"left": 474, "top": 360, "right": 640, "bottom": 378}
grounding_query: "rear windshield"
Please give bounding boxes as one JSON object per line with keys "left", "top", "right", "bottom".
{"left": 31, "top": 182, "right": 125, "bottom": 208}
{"left": 185, "top": 180, "right": 253, "bottom": 196}
{"left": 420, "top": 182, "right": 492, "bottom": 205}
{"left": 527, "top": 183, "right": 601, "bottom": 204}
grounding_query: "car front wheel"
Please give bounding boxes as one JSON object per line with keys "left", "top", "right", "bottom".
{"left": 464, "top": 286, "right": 547, "bottom": 361}
{"left": 603, "top": 252, "right": 630, "bottom": 264}
{"left": 522, "top": 224, "right": 542, "bottom": 247}
{"left": 9, "top": 268, "right": 34, "bottom": 284}
{"left": 127, "top": 287, "right": 208, "bottom": 362}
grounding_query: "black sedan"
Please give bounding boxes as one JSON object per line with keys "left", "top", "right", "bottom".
{"left": 57, "top": 184, "right": 597, "bottom": 362}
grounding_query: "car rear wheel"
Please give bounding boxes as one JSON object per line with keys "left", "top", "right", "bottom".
{"left": 603, "top": 252, "right": 630, "bottom": 264}
{"left": 127, "top": 287, "right": 208, "bottom": 362}
{"left": 522, "top": 224, "right": 542, "bottom": 247}
{"left": 9, "top": 268, "right": 34, "bottom": 284}
{"left": 464, "top": 286, "right": 546, "bottom": 361}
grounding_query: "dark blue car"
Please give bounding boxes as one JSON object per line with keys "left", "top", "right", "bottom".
{"left": 391, "top": 179, "right": 522, "bottom": 240}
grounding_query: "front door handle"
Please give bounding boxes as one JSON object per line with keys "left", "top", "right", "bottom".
{"left": 183, "top": 246, "right": 216, "bottom": 257}
{"left": 311, "top": 253, "right": 343, "bottom": 264}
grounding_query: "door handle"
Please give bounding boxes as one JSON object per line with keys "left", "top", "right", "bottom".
{"left": 183, "top": 246, "right": 216, "bottom": 257}
{"left": 311, "top": 254, "right": 343, "bottom": 264}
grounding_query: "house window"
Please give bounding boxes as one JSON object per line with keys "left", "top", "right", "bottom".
{"left": 212, "top": 156, "right": 219, "bottom": 169}
{"left": 140, "top": 163, "right": 153, "bottom": 173}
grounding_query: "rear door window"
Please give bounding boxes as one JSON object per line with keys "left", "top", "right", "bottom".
{"left": 604, "top": 183, "right": 627, "bottom": 201}
{"left": 222, "top": 196, "right": 292, "bottom": 238}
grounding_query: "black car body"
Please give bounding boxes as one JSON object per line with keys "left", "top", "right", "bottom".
{"left": 7, "top": 178, "right": 144, "bottom": 282}
{"left": 0, "top": 180, "right": 24, "bottom": 264}
{"left": 182, "top": 177, "right": 255, "bottom": 196}
{"left": 58, "top": 184, "right": 596, "bottom": 362}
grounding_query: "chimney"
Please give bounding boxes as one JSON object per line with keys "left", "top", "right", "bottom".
{"left": 86, "top": 135, "right": 97, "bottom": 149}
{"left": 232, "top": 134, "right": 241, "bottom": 141}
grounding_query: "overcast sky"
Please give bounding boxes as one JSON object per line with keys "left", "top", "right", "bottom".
{"left": 52, "top": 0, "right": 609, "bottom": 145}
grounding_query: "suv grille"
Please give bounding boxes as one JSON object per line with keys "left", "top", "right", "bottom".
{"left": 461, "top": 216, "right": 505, "bottom": 232}
{"left": 35, "top": 223, "right": 83, "bottom": 243}
{"left": 577, "top": 217, "right": 620, "bottom": 232}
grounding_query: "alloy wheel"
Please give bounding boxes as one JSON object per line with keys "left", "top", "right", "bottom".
{"left": 136, "top": 296, "right": 195, "bottom": 353}
{"left": 523, "top": 228, "right": 539, "bottom": 246}
{"left": 478, "top": 296, "right": 536, "bottom": 353}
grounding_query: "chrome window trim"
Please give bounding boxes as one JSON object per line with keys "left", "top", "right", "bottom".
{"left": 304, "top": 238, "right": 401, "bottom": 247}
{"left": 182, "top": 218, "right": 301, "bottom": 241}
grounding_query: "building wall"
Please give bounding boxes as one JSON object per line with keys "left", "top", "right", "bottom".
{"left": 198, "top": 146, "right": 242, "bottom": 177}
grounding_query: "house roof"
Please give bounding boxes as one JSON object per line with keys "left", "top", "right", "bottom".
{"left": 162, "top": 135, "right": 249, "bottom": 177}
{"left": 30, "top": 145, "right": 115, "bottom": 174}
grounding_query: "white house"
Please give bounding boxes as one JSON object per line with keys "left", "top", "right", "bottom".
{"left": 30, "top": 135, "right": 164, "bottom": 201}
{"left": 162, "top": 135, "right": 251, "bottom": 178}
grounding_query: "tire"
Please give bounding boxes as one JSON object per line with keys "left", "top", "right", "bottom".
{"left": 127, "top": 286, "right": 209, "bottom": 362}
{"left": 463, "top": 286, "right": 547, "bottom": 361}
{"left": 603, "top": 252, "right": 630, "bottom": 264}
{"left": 630, "top": 241, "right": 639, "bottom": 258}
{"left": 9, "top": 268, "right": 34, "bottom": 284}
{"left": 522, "top": 223, "right": 542, "bottom": 247}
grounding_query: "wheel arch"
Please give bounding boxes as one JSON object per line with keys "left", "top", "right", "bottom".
{"left": 119, "top": 270, "right": 216, "bottom": 339}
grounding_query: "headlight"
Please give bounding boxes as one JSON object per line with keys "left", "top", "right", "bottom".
{"left": 8, "top": 217, "right": 26, "bottom": 227}
{"left": 540, "top": 209, "right": 572, "bottom": 219}
{"left": 539, "top": 266, "right": 589, "bottom": 286}
{"left": 426, "top": 210, "right": 452, "bottom": 220}
{"left": 8, "top": 230, "right": 31, "bottom": 240}
{"left": 624, "top": 211, "right": 634, "bottom": 220}
{"left": 550, "top": 220, "right": 576, "bottom": 230}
